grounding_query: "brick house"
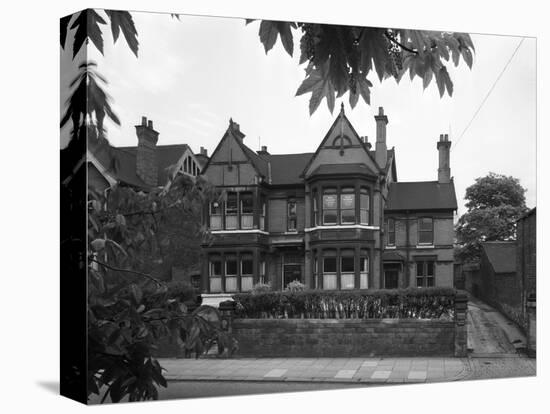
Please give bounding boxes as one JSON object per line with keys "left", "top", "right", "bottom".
{"left": 87, "top": 116, "right": 207, "bottom": 192}
{"left": 199, "top": 105, "right": 457, "bottom": 297}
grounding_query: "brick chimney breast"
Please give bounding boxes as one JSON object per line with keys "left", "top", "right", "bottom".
{"left": 374, "top": 107, "right": 388, "bottom": 169}
{"left": 437, "top": 133, "right": 452, "bottom": 183}
{"left": 135, "top": 116, "right": 159, "bottom": 186}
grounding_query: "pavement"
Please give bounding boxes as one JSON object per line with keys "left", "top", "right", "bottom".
{"left": 159, "top": 357, "right": 470, "bottom": 384}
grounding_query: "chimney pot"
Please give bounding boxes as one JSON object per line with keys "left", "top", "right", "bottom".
{"left": 200, "top": 147, "right": 208, "bottom": 156}
{"left": 141, "top": 116, "right": 147, "bottom": 126}
{"left": 261, "top": 145, "right": 267, "bottom": 152}
{"left": 148, "top": 120, "right": 153, "bottom": 129}
{"left": 378, "top": 107, "right": 384, "bottom": 116}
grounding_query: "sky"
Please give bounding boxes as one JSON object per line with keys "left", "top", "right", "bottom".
{"left": 60, "top": 11, "right": 537, "bottom": 217}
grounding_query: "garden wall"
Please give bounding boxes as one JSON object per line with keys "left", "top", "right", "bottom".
{"left": 223, "top": 293, "right": 468, "bottom": 358}
{"left": 232, "top": 318, "right": 456, "bottom": 357}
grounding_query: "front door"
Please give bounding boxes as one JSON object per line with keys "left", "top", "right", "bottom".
{"left": 384, "top": 264, "right": 400, "bottom": 289}
{"left": 283, "top": 264, "right": 302, "bottom": 288}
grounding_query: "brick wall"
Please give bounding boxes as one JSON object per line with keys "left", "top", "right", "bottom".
{"left": 232, "top": 318, "right": 456, "bottom": 357}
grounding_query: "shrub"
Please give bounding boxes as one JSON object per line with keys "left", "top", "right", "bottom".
{"left": 251, "top": 282, "right": 272, "bottom": 295}
{"left": 285, "top": 280, "right": 306, "bottom": 292}
{"left": 233, "top": 287, "right": 456, "bottom": 320}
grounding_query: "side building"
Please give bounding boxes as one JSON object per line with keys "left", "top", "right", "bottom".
{"left": 199, "top": 106, "right": 457, "bottom": 300}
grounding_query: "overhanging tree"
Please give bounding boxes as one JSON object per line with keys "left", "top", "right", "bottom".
{"left": 455, "top": 172, "right": 528, "bottom": 263}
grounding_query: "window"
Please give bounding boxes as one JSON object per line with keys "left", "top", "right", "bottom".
{"left": 360, "top": 188, "right": 369, "bottom": 225}
{"left": 260, "top": 199, "right": 266, "bottom": 230}
{"left": 225, "top": 256, "right": 238, "bottom": 292}
{"left": 418, "top": 217, "right": 433, "bottom": 245}
{"left": 240, "top": 192, "right": 253, "bottom": 229}
{"left": 225, "top": 193, "right": 238, "bottom": 229}
{"left": 340, "top": 188, "right": 355, "bottom": 224}
{"left": 209, "top": 257, "right": 222, "bottom": 292}
{"left": 312, "top": 191, "right": 318, "bottom": 226}
{"left": 323, "top": 256, "right": 337, "bottom": 290}
{"left": 416, "top": 260, "right": 435, "bottom": 287}
{"left": 386, "top": 218, "right": 396, "bottom": 246}
{"left": 340, "top": 251, "right": 355, "bottom": 289}
{"left": 260, "top": 260, "right": 266, "bottom": 284}
{"left": 359, "top": 253, "right": 369, "bottom": 289}
{"left": 210, "top": 201, "right": 222, "bottom": 230}
{"left": 322, "top": 189, "right": 338, "bottom": 225}
{"left": 241, "top": 255, "right": 253, "bottom": 291}
{"left": 287, "top": 199, "right": 297, "bottom": 231}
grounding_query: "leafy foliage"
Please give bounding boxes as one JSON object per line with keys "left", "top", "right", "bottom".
{"left": 250, "top": 21, "right": 475, "bottom": 114}
{"left": 61, "top": 9, "right": 139, "bottom": 57}
{"left": 456, "top": 172, "right": 528, "bottom": 263}
{"left": 61, "top": 62, "right": 120, "bottom": 143}
{"left": 86, "top": 176, "right": 228, "bottom": 403}
{"left": 233, "top": 288, "right": 457, "bottom": 320}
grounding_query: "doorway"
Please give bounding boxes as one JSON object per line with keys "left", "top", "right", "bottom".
{"left": 384, "top": 263, "right": 401, "bottom": 289}
{"left": 283, "top": 264, "right": 302, "bottom": 288}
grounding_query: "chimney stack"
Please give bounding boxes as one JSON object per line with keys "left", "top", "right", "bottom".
{"left": 135, "top": 116, "right": 159, "bottom": 186}
{"left": 437, "top": 133, "right": 451, "bottom": 183}
{"left": 257, "top": 145, "right": 270, "bottom": 155}
{"left": 375, "top": 107, "right": 388, "bottom": 169}
{"left": 200, "top": 146, "right": 208, "bottom": 156}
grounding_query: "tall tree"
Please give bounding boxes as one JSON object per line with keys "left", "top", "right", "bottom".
{"left": 456, "top": 172, "right": 528, "bottom": 263}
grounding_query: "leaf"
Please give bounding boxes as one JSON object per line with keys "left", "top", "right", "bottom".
{"left": 295, "top": 61, "right": 335, "bottom": 114}
{"left": 115, "top": 214, "right": 126, "bottom": 227}
{"left": 106, "top": 239, "right": 128, "bottom": 257}
{"left": 60, "top": 15, "right": 72, "bottom": 49}
{"left": 90, "top": 238, "right": 106, "bottom": 251}
{"left": 358, "top": 28, "right": 388, "bottom": 82}
{"left": 105, "top": 10, "right": 139, "bottom": 57}
{"left": 259, "top": 20, "right": 294, "bottom": 56}
{"left": 70, "top": 9, "right": 107, "bottom": 58}
{"left": 349, "top": 76, "right": 372, "bottom": 108}
{"left": 129, "top": 284, "right": 143, "bottom": 305}
{"left": 245, "top": 19, "right": 256, "bottom": 25}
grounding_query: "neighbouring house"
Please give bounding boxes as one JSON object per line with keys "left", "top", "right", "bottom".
{"left": 517, "top": 208, "right": 536, "bottom": 303}
{"left": 199, "top": 105, "right": 458, "bottom": 300}
{"left": 86, "top": 116, "right": 208, "bottom": 285}
{"left": 478, "top": 241, "right": 524, "bottom": 326}
{"left": 87, "top": 116, "right": 207, "bottom": 192}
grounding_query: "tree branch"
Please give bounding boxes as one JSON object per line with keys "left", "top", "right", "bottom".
{"left": 91, "top": 258, "right": 164, "bottom": 287}
{"left": 384, "top": 31, "right": 418, "bottom": 54}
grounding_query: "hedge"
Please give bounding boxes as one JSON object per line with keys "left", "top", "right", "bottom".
{"left": 232, "top": 288, "right": 456, "bottom": 320}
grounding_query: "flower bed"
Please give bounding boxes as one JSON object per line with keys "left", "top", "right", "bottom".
{"left": 232, "top": 287, "right": 456, "bottom": 320}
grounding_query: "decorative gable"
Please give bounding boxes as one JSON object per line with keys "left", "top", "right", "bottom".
{"left": 303, "top": 105, "right": 380, "bottom": 179}
{"left": 202, "top": 120, "right": 264, "bottom": 186}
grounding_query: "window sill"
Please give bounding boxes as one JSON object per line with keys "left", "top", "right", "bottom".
{"left": 385, "top": 245, "right": 397, "bottom": 250}
{"left": 416, "top": 244, "right": 435, "bottom": 249}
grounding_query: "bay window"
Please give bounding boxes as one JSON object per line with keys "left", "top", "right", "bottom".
{"left": 360, "top": 188, "right": 370, "bottom": 225}
{"left": 209, "top": 201, "right": 222, "bottom": 230}
{"left": 322, "top": 189, "right": 338, "bottom": 225}
{"left": 240, "top": 254, "right": 253, "bottom": 291}
{"left": 322, "top": 254, "right": 337, "bottom": 290}
{"left": 225, "top": 192, "right": 238, "bottom": 229}
{"left": 340, "top": 250, "right": 355, "bottom": 289}
{"left": 225, "top": 256, "right": 238, "bottom": 292}
{"left": 340, "top": 188, "right": 355, "bottom": 224}
{"left": 240, "top": 192, "right": 253, "bottom": 229}
{"left": 209, "top": 257, "right": 222, "bottom": 292}
{"left": 359, "top": 253, "right": 369, "bottom": 289}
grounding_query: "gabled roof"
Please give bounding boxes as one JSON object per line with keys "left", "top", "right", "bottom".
{"left": 117, "top": 144, "right": 191, "bottom": 185}
{"left": 482, "top": 241, "right": 517, "bottom": 274}
{"left": 201, "top": 120, "right": 268, "bottom": 179}
{"left": 89, "top": 139, "right": 193, "bottom": 189}
{"left": 263, "top": 153, "right": 313, "bottom": 185}
{"left": 385, "top": 181, "right": 458, "bottom": 211}
{"left": 301, "top": 107, "right": 381, "bottom": 178}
